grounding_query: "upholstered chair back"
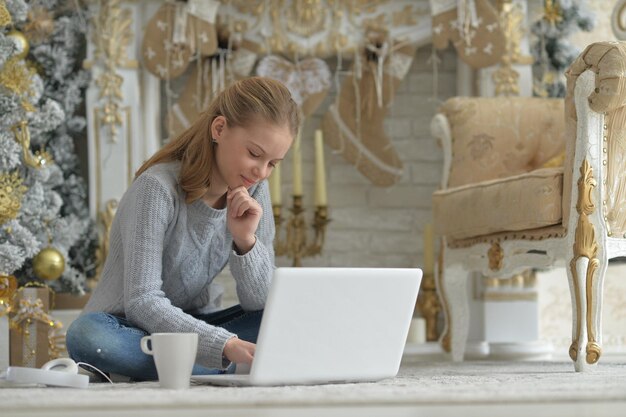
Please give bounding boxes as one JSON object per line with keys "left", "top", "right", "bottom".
{"left": 438, "top": 97, "right": 564, "bottom": 189}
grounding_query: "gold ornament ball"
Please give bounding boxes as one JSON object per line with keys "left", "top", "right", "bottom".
{"left": 33, "top": 246, "right": 65, "bottom": 281}
{"left": 7, "top": 30, "right": 30, "bottom": 60}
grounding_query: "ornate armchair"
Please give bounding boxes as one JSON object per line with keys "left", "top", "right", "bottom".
{"left": 430, "top": 41, "right": 626, "bottom": 372}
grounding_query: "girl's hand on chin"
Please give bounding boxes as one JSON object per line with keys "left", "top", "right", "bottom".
{"left": 226, "top": 186, "right": 261, "bottom": 254}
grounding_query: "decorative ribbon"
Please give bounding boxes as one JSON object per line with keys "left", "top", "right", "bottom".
{"left": 12, "top": 121, "right": 46, "bottom": 169}
{"left": 0, "top": 275, "right": 17, "bottom": 318}
{"left": 172, "top": 2, "right": 189, "bottom": 46}
{"left": 0, "top": 299, "right": 10, "bottom": 318}
{"left": 458, "top": 0, "right": 479, "bottom": 47}
{"left": 365, "top": 41, "right": 390, "bottom": 109}
{"left": 427, "top": 45, "right": 442, "bottom": 101}
{"left": 256, "top": 55, "right": 331, "bottom": 108}
{"left": 211, "top": 52, "right": 227, "bottom": 98}
{"left": 9, "top": 297, "right": 52, "bottom": 367}
{"left": 457, "top": 0, "right": 479, "bottom": 28}
{"left": 9, "top": 298, "right": 58, "bottom": 330}
{"left": 7, "top": 284, "right": 64, "bottom": 363}
{"left": 363, "top": 35, "right": 413, "bottom": 111}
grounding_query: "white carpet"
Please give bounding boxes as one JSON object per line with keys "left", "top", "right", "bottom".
{"left": 2, "top": 361, "right": 626, "bottom": 417}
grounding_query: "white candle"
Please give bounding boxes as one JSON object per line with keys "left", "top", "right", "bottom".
{"left": 407, "top": 317, "right": 426, "bottom": 344}
{"left": 268, "top": 163, "right": 281, "bottom": 206}
{"left": 314, "top": 129, "right": 327, "bottom": 206}
{"left": 423, "top": 223, "right": 434, "bottom": 275}
{"left": 292, "top": 131, "right": 303, "bottom": 196}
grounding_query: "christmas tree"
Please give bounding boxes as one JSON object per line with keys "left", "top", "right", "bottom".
{"left": 0, "top": 0, "right": 96, "bottom": 294}
{"left": 531, "top": 0, "right": 594, "bottom": 98}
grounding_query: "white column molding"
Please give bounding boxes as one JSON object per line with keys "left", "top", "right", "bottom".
{"left": 139, "top": 0, "right": 162, "bottom": 159}
{"left": 86, "top": 0, "right": 161, "bottom": 219}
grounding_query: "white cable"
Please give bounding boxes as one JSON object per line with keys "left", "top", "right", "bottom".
{"left": 76, "top": 361, "right": 114, "bottom": 384}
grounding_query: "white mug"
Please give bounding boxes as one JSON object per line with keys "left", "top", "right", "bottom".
{"left": 140, "top": 332, "right": 198, "bottom": 389}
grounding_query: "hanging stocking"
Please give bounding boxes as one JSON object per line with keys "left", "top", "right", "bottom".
{"left": 321, "top": 31, "right": 415, "bottom": 187}
{"left": 167, "top": 43, "right": 257, "bottom": 138}
{"left": 186, "top": 0, "right": 219, "bottom": 56}
{"left": 256, "top": 55, "right": 331, "bottom": 118}
{"left": 167, "top": 61, "right": 211, "bottom": 137}
{"left": 430, "top": 0, "right": 505, "bottom": 69}
{"left": 142, "top": 1, "right": 218, "bottom": 80}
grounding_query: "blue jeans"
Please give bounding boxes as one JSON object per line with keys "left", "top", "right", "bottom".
{"left": 66, "top": 305, "right": 263, "bottom": 381}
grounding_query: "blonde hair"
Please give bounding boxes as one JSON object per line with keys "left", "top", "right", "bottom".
{"left": 136, "top": 77, "right": 301, "bottom": 203}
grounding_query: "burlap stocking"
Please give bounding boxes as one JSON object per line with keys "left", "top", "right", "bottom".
{"left": 431, "top": 0, "right": 505, "bottom": 69}
{"left": 167, "top": 43, "right": 257, "bottom": 138}
{"left": 321, "top": 35, "right": 416, "bottom": 187}
{"left": 167, "top": 62, "right": 210, "bottom": 137}
{"left": 256, "top": 55, "right": 331, "bottom": 118}
{"left": 142, "top": 2, "right": 218, "bottom": 80}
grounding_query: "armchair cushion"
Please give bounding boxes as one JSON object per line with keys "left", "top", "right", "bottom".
{"left": 433, "top": 167, "right": 563, "bottom": 241}
{"left": 439, "top": 97, "right": 564, "bottom": 188}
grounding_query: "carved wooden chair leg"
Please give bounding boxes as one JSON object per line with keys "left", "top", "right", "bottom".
{"left": 567, "top": 158, "right": 609, "bottom": 371}
{"left": 437, "top": 260, "right": 470, "bottom": 362}
{"left": 567, "top": 253, "right": 608, "bottom": 371}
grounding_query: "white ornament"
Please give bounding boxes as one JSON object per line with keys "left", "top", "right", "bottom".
{"left": 145, "top": 46, "right": 156, "bottom": 60}
{"left": 156, "top": 19, "right": 168, "bottom": 31}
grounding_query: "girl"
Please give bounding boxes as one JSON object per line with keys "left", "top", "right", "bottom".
{"left": 66, "top": 77, "right": 300, "bottom": 380}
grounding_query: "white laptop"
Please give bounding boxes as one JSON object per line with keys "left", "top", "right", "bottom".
{"left": 191, "top": 267, "right": 422, "bottom": 386}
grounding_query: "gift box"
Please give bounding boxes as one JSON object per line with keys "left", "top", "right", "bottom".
{"left": 0, "top": 275, "right": 17, "bottom": 371}
{"left": 9, "top": 287, "right": 52, "bottom": 368}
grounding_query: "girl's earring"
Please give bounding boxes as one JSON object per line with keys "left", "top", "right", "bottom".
{"left": 212, "top": 138, "right": 218, "bottom": 145}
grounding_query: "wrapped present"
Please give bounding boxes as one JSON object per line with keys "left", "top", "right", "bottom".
{"left": 9, "top": 287, "right": 59, "bottom": 368}
{"left": 0, "top": 275, "right": 17, "bottom": 371}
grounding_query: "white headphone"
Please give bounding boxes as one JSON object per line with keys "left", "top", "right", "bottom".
{"left": 0, "top": 358, "right": 89, "bottom": 388}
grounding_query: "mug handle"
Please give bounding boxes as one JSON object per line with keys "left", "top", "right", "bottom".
{"left": 140, "top": 335, "right": 153, "bottom": 355}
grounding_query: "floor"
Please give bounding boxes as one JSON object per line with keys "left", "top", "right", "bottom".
{"left": 2, "top": 349, "right": 626, "bottom": 417}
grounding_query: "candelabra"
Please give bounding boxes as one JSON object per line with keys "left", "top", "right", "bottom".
{"left": 416, "top": 271, "right": 441, "bottom": 341}
{"left": 415, "top": 225, "right": 442, "bottom": 342}
{"left": 273, "top": 196, "right": 330, "bottom": 267}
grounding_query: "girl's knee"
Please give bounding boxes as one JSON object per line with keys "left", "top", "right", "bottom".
{"left": 66, "top": 312, "right": 112, "bottom": 360}
{"left": 67, "top": 313, "right": 106, "bottom": 341}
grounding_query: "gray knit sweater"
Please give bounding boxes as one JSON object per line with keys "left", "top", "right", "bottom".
{"left": 84, "top": 161, "right": 275, "bottom": 369}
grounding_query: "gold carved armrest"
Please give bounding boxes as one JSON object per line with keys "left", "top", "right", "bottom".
{"left": 565, "top": 42, "right": 626, "bottom": 237}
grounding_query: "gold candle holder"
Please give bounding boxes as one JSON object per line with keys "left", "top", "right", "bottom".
{"left": 416, "top": 271, "right": 441, "bottom": 342}
{"left": 273, "top": 195, "right": 330, "bottom": 267}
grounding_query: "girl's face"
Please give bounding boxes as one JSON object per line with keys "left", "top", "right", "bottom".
{"left": 211, "top": 116, "right": 293, "bottom": 191}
